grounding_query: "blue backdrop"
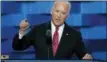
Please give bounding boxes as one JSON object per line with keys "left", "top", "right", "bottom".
{"left": 1, "top": 1, "right": 107, "bottom": 61}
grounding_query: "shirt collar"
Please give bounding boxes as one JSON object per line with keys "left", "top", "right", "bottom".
{"left": 51, "top": 21, "right": 65, "bottom": 30}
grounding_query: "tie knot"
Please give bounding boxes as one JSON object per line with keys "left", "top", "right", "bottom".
{"left": 56, "top": 27, "right": 59, "bottom": 31}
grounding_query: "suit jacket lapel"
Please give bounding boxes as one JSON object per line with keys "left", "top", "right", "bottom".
{"left": 55, "top": 23, "right": 70, "bottom": 57}
{"left": 47, "top": 22, "right": 69, "bottom": 57}
{"left": 47, "top": 22, "right": 72, "bottom": 58}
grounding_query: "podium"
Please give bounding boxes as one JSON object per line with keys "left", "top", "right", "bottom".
{"left": 1, "top": 60, "right": 104, "bottom": 62}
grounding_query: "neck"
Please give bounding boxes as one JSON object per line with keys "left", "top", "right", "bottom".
{"left": 51, "top": 21, "right": 64, "bottom": 28}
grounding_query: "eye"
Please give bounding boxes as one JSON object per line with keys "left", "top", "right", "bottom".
{"left": 62, "top": 12, "right": 66, "bottom": 15}
{"left": 56, "top": 10, "right": 59, "bottom": 12}
{"left": 61, "top": 12, "right": 67, "bottom": 15}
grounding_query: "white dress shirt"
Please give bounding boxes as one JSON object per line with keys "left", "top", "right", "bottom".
{"left": 51, "top": 21, "right": 65, "bottom": 43}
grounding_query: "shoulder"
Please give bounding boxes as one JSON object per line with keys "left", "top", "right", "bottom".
{"left": 66, "top": 24, "right": 83, "bottom": 43}
{"left": 66, "top": 24, "right": 81, "bottom": 35}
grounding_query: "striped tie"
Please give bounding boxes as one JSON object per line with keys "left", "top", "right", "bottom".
{"left": 52, "top": 27, "right": 59, "bottom": 56}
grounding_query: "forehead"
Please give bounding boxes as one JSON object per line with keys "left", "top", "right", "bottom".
{"left": 54, "top": 2, "right": 69, "bottom": 11}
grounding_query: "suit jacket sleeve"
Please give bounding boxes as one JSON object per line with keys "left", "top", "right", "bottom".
{"left": 74, "top": 32, "right": 88, "bottom": 59}
{"left": 12, "top": 27, "right": 36, "bottom": 51}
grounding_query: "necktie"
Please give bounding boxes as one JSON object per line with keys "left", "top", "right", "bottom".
{"left": 52, "top": 27, "right": 59, "bottom": 56}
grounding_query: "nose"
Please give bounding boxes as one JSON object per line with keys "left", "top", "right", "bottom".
{"left": 57, "top": 13, "right": 61, "bottom": 18}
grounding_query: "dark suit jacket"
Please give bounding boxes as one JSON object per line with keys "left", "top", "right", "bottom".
{"left": 12, "top": 22, "right": 88, "bottom": 60}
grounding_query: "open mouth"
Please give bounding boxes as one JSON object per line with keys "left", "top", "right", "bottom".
{"left": 56, "top": 19, "right": 61, "bottom": 21}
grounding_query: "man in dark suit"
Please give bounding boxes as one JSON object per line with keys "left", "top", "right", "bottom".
{"left": 12, "top": 1, "right": 93, "bottom": 60}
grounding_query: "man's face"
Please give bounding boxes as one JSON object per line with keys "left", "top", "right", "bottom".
{"left": 51, "top": 2, "right": 69, "bottom": 27}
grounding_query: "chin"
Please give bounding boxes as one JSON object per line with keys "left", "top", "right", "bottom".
{"left": 55, "top": 24, "right": 61, "bottom": 27}
{"left": 54, "top": 22, "right": 61, "bottom": 26}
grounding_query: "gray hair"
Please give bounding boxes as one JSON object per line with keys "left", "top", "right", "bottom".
{"left": 51, "top": 1, "right": 71, "bottom": 15}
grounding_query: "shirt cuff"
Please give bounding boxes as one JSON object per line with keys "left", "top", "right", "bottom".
{"left": 19, "top": 32, "right": 24, "bottom": 39}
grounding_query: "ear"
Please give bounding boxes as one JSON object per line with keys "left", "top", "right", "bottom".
{"left": 65, "top": 14, "right": 68, "bottom": 18}
{"left": 50, "top": 7, "right": 54, "bottom": 15}
{"left": 51, "top": 5, "right": 55, "bottom": 15}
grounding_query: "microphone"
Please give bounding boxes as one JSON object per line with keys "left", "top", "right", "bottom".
{"left": 46, "top": 29, "right": 51, "bottom": 46}
{"left": 46, "top": 29, "right": 51, "bottom": 60}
